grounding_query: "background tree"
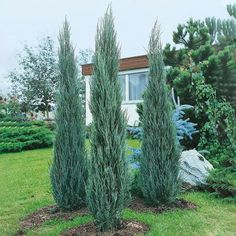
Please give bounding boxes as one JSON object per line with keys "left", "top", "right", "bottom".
{"left": 227, "top": 3, "right": 236, "bottom": 18}
{"left": 204, "top": 3, "right": 236, "bottom": 109}
{"left": 140, "top": 22, "right": 180, "bottom": 205}
{"left": 9, "top": 36, "right": 58, "bottom": 118}
{"left": 50, "top": 19, "right": 87, "bottom": 211}
{"left": 77, "top": 48, "right": 93, "bottom": 115}
{"left": 87, "top": 7, "right": 130, "bottom": 231}
{"left": 164, "top": 4, "right": 236, "bottom": 112}
{"left": 6, "top": 97, "right": 21, "bottom": 119}
{"left": 162, "top": 6, "right": 236, "bottom": 148}
{"left": 0, "top": 96, "right": 7, "bottom": 119}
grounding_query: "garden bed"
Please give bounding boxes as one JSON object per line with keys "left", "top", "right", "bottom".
{"left": 17, "top": 205, "right": 89, "bottom": 235}
{"left": 128, "top": 197, "right": 197, "bottom": 213}
{"left": 61, "top": 220, "right": 149, "bottom": 236}
{"left": 17, "top": 197, "right": 196, "bottom": 235}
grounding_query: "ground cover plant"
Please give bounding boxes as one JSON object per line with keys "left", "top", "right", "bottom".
{"left": 0, "top": 120, "right": 53, "bottom": 153}
{"left": 0, "top": 147, "right": 236, "bottom": 236}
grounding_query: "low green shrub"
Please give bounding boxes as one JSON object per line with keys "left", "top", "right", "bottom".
{"left": 44, "top": 121, "right": 56, "bottom": 131}
{"left": 0, "top": 116, "right": 27, "bottom": 122}
{"left": 208, "top": 167, "right": 236, "bottom": 202}
{"left": 0, "top": 121, "right": 53, "bottom": 153}
{"left": 205, "top": 144, "right": 236, "bottom": 201}
{"left": 0, "top": 120, "right": 44, "bottom": 127}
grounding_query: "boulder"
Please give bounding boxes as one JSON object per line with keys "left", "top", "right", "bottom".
{"left": 180, "top": 149, "right": 213, "bottom": 187}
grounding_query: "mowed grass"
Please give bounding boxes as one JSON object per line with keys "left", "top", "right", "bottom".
{"left": 0, "top": 139, "right": 236, "bottom": 236}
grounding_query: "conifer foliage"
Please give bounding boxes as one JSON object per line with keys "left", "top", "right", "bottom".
{"left": 87, "top": 7, "right": 130, "bottom": 231}
{"left": 50, "top": 19, "right": 87, "bottom": 211}
{"left": 140, "top": 22, "right": 181, "bottom": 205}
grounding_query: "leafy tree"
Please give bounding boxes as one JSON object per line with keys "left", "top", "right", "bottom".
{"left": 87, "top": 7, "right": 130, "bottom": 231}
{"left": 0, "top": 96, "right": 7, "bottom": 119}
{"left": 140, "top": 22, "right": 180, "bottom": 205}
{"left": 50, "top": 19, "right": 87, "bottom": 211}
{"left": 192, "top": 70, "right": 236, "bottom": 200}
{"left": 9, "top": 36, "right": 58, "bottom": 118}
{"left": 6, "top": 97, "right": 21, "bottom": 118}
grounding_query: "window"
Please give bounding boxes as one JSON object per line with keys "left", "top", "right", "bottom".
{"left": 118, "top": 71, "right": 148, "bottom": 103}
{"left": 129, "top": 72, "right": 147, "bottom": 101}
{"left": 118, "top": 75, "right": 126, "bottom": 101}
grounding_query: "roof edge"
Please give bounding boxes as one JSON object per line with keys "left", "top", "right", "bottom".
{"left": 82, "top": 54, "right": 148, "bottom": 76}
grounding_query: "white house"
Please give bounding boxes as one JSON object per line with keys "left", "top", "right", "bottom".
{"left": 82, "top": 55, "right": 149, "bottom": 126}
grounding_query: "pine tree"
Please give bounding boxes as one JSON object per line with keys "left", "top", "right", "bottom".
{"left": 50, "top": 19, "right": 87, "bottom": 211}
{"left": 140, "top": 22, "right": 181, "bottom": 205}
{"left": 87, "top": 7, "right": 130, "bottom": 231}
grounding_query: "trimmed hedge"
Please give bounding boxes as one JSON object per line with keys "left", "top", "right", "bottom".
{"left": 0, "top": 121, "right": 53, "bottom": 153}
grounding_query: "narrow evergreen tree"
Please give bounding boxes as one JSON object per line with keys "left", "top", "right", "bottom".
{"left": 87, "top": 7, "right": 130, "bottom": 231}
{"left": 140, "top": 22, "right": 181, "bottom": 205}
{"left": 50, "top": 19, "right": 87, "bottom": 211}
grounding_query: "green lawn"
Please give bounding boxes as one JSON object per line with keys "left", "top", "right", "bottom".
{"left": 0, "top": 141, "right": 236, "bottom": 236}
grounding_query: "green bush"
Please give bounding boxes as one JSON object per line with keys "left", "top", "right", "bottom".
{"left": 205, "top": 144, "right": 236, "bottom": 201}
{"left": 0, "top": 120, "right": 45, "bottom": 127}
{"left": 44, "top": 120, "right": 56, "bottom": 131}
{"left": 208, "top": 168, "right": 236, "bottom": 202}
{"left": 0, "top": 116, "right": 27, "bottom": 122}
{"left": 0, "top": 121, "right": 53, "bottom": 153}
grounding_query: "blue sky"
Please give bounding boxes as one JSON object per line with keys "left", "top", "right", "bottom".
{"left": 0, "top": 0, "right": 231, "bottom": 95}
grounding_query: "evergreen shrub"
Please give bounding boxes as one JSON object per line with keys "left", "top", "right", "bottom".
{"left": 0, "top": 121, "right": 53, "bottom": 153}
{"left": 140, "top": 22, "right": 181, "bottom": 205}
{"left": 87, "top": 7, "right": 130, "bottom": 231}
{"left": 50, "top": 19, "right": 87, "bottom": 211}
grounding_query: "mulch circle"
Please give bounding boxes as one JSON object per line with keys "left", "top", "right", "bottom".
{"left": 17, "top": 197, "right": 196, "bottom": 235}
{"left": 128, "top": 197, "right": 197, "bottom": 213}
{"left": 61, "top": 220, "right": 149, "bottom": 236}
{"left": 17, "top": 205, "right": 89, "bottom": 235}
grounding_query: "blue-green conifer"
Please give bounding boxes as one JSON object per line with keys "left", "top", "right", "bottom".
{"left": 87, "top": 7, "right": 130, "bottom": 231}
{"left": 140, "top": 22, "right": 180, "bottom": 205}
{"left": 50, "top": 19, "right": 87, "bottom": 210}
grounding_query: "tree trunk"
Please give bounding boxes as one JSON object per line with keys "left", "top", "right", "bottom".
{"left": 45, "top": 102, "right": 49, "bottom": 119}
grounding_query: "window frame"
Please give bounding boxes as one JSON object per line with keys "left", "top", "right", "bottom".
{"left": 118, "top": 68, "right": 149, "bottom": 104}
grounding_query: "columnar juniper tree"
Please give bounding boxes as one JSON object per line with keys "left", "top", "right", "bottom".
{"left": 140, "top": 22, "right": 181, "bottom": 205}
{"left": 50, "top": 19, "right": 87, "bottom": 211}
{"left": 87, "top": 7, "right": 130, "bottom": 231}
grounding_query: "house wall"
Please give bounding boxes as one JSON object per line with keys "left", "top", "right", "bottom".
{"left": 85, "top": 68, "right": 148, "bottom": 126}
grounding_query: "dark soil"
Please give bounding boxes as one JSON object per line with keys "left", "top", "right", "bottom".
{"left": 17, "top": 197, "right": 196, "bottom": 235}
{"left": 128, "top": 197, "right": 197, "bottom": 213}
{"left": 61, "top": 220, "right": 149, "bottom": 236}
{"left": 17, "top": 205, "right": 89, "bottom": 235}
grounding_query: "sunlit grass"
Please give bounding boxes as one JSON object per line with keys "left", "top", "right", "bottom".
{"left": 0, "top": 140, "right": 235, "bottom": 235}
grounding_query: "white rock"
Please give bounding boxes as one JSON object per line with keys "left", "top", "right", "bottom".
{"left": 180, "top": 149, "right": 213, "bottom": 186}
